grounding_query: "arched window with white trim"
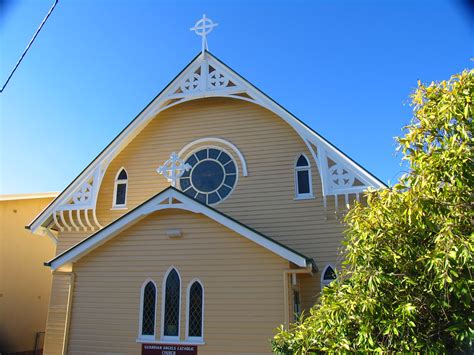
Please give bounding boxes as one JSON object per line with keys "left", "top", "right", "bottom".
{"left": 186, "top": 280, "right": 204, "bottom": 341}
{"left": 113, "top": 168, "right": 128, "bottom": 208}
{"left": 162, "top": 268, "right": 181, "bottom": 339}
{"left": 321, "top": 265, "right": 337, "bottom": 290}
{"left": 295, "top": 154, "right": 313, "bottom": 199}
{"left": 140, "top": 280, "right": 157, "bottom": 338}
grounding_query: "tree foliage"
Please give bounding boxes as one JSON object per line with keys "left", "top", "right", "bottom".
{"left": 273, "top": 70, "right": 473, "bottom": 353}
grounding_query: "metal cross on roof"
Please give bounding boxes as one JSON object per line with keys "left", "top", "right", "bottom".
{"left": 190, "top": 14, "right": 218, "bottom": 54}
{"left": 157, "top": 152, "right": 192, "bottom": 187}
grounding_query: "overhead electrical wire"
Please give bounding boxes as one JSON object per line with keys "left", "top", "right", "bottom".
{"left": 0, "top": 0, "right": 59, "bottom": 93}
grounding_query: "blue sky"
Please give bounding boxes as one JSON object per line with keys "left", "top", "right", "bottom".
{"left": 0, "top": 0, "right": 472, "bottom": 194}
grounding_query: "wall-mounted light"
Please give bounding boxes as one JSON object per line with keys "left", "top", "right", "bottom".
{"left": 166, "top": 229, "right": 182, "bottom": 238}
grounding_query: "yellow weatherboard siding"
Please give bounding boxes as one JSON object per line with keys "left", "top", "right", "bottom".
{"left": 0, "top": 196, "right": 56, "bottom": 354}
{"left": 94, "top": 97, "right": 346, "bottom": 269}
{"left": 43, "top": 273, "right": 73, "bottom": 355}
{"left": 66, "top": 209, "right": 289, "bottom": 354}
{"left": 45, "top": 97, "right": 352, "bottom": 353}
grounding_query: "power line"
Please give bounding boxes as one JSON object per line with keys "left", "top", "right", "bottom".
{"left": 0, "top": 0, "right": 59, "bottom": 93}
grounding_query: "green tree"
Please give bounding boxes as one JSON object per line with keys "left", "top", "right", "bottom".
{"left": 273, "top": 70, "right": 473, "bottom": 353}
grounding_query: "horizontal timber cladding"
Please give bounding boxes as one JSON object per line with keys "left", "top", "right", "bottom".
{"left": 66, "top": 209, "right": 289, "bottom": 354}
{"left": 56, "top": 231, "right": 89, "bottom": 254}
{"left": 92, "top": 97, "right": 346, "bottom": 272}
{"left": 43, "top": 273, "right": 71, "bottom": 355}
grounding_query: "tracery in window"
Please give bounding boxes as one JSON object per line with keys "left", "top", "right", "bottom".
{"left": 140, "top": 281, "right": 156, "bottom": 337}
{"left": 187, "top": 281, "right": 203, "bottom": 339}
{"left": 163, "top": 268, "right": 181, "bottom": 338}
{"left": 321, "top": 265, "right": 337, "bottom": 290}
{"left": 295, "top": 154, "right": 313, "bottom": 198}
{"left": 113, "top": 168, "right": 128, "bottom": 207}
{"left": 179, "top": 148, "right": 237, "bottom": 205}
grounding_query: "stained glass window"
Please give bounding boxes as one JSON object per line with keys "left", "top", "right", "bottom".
{"left": 296, "top": 155, "right": 309, "bottom": 167}
{"left": 114, "top": 168, "right": 128, "bottom": 206}
{"left": 188, "top": 282, "right": 203, "bottom": 338}
{"left": 164, "top": 269, "right": 180, "bottom": 337}
{"left": 321, "top": 265, "right": 337, "bottom": 290}
{"left": 117, "top": 169, "right": 128, "bottom": 180}
{"left": 295, "top": 154, "right": 312, "bottom": 198}
{"left": 179, "top": 148, "right": 237, "bottom": 205}
{"left": 297, "top": 170, "right": 310, "bottom": 194}
{"left": 116, "top": 183, "right": 127, "bottom": 205}
{"left": 141, "top": 281, "right": 156, "bottom": 336}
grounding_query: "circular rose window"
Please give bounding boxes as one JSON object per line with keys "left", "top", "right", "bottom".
{"left": 179, "top": 148, "right": 237, "bottom": 205}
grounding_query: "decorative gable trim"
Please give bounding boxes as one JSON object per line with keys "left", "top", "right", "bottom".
{"left": 28, "top": 50, "right": 386, "bottom": 235}
{"left": 45, "top": 187, "right": 312, "bottom": 271}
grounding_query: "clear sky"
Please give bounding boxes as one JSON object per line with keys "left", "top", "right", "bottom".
{"left": 0, "top": 0, "right": 472, "bottom": 194}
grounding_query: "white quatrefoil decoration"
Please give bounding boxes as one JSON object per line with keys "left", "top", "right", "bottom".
{"left": 157, "top": 152, "right": 192, "bottom": 187}
{"left": 329, "top": 164, "right": 355, "bottom": 189}
{"left": 208, "top": 70, "right": 229, "bottom": 89}
{"left": 180, "top": 73, "right": 201, "bottom": 93}
{"left": 72, "top": 182, "right": 93, "bottom": 204}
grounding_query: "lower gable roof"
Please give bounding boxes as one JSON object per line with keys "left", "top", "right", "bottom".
{"left": 46, "top": 187, "right": 314, "bottom": 271}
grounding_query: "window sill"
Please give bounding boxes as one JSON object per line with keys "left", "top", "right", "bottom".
{"left": 110, "top": 206, "right": 128, "bottom": 211}
{"left": 294, "top": 194, "right": 314, "bottom": 200}
{"left": 136, "top": 338, "right": 205, "bottom": 345}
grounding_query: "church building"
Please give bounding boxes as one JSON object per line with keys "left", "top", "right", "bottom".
{"left": 28, "top": 17, "right": 385, "bottom": 354}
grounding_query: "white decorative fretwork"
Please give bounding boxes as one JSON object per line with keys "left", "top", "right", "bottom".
{"left": 157, "top": 152, "right": 192, "bottom": 187}
{"left": 190, "top": 14, "right": 218, "bottom": 53}
{"left": 29, "top": 45, "right": 387, "bottom": 237}
{"left": 72, "top": 182, "right": 93, "bottom": 205}
{"left": 50, "top": 162, "right": 108, "bottom": 233}
{"left": 208, "top": 69, "right": 229, "bottom": 89}
{"left": 180, "top": 72, "right": 201, "bottom": 93}
{"left": 328, "top": 164, "right": 355, "bottom": 189}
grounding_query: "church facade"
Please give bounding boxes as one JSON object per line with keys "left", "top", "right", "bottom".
{"left": 28, "top": 38, "right": 384, "bottom": 354}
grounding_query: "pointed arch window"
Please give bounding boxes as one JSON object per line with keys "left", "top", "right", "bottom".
{"left": 113, "top": 168, "right": 128, "bottom": 208}
{"left": 162, "top": 268, "right": 181, "bottom": 339}
{"left": 186, "top": 280, "right": 204, "bottom": 340}
{"left": 295, "top": 154, "right": 313, "bottom": 199}
{"left": 321, "top": 265, "right": 337, "bottom": 290}
{"left": 140, "top": 280, "right": 157, "bottom": 338}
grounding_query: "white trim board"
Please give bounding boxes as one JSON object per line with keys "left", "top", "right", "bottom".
{"left": 29, "top": 50, "right": 386, "bottom": 235}
{"left": 46, "top": 187, "right": 312, "bottom": 271}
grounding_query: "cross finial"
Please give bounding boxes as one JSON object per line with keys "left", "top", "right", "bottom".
{"left": 157, "top": 152, "right": 192, "bottom": 187}
{"left": 190, "top": 14, "right": 218, "bottom": 54}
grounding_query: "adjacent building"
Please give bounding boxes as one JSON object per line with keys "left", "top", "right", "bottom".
{"left": 0, "top": 193, "right": 57, "bottom": 354}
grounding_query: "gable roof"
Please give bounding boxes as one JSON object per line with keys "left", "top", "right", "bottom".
{"left": 28, "top": 50, "right": 386, "bottom": 236}
{"left": 46, "top": 187, "right": 314, "bottom": 271}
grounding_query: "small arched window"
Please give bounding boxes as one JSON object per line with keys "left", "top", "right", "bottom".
{"left": 113, "top": 168, "right": 128, "bottom": 208}
{"left": 187, "top": 280, "right": 204, "bottom": 340}
{"left": 140, "top": 280, "right": 157, "bottom": 338}
{"left": 295, "top": 154, "right": 313, "bottom": 199}
{"left": 321, "top": 265, "right": 337, "bottom": 290}
{"left": 162, "top": 268, "right": 181, "bottom": 339}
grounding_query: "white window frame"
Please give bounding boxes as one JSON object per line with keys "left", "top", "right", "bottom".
{"left": 294, "top": 154, "right": 314, "bottom": 199}
{"left": 138, "top": 278, "right": 157, "bottom": 341}
{"left": 185, "top": 279, "right": 204, "bottom": 342}
{"left": 112, "top": 167, "right": 128, "bottom": 209}
{"left": 321, "top": 264, "right": 336, "bottom": 290}
{"left": 161, "top": 266, "right": 181, "bottom": 342}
